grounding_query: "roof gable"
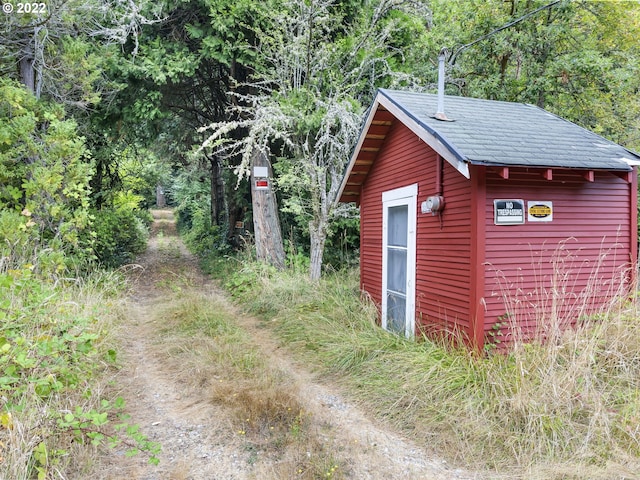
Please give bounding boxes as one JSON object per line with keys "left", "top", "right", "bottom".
{"left": 338, "top": 89, "right": 638, "bottom": 204}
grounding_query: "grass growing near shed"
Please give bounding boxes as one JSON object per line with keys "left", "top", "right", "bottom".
{"left": 219, "top": 260, "right": 640, "bottom": 479}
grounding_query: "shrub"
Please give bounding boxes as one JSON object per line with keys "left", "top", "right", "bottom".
{"left": 182, "top": 204, "right": 228, "bottom": 256}
{"left": 0, "top": 79, "right": 93, "bottom": 270}
{"left": 91, "top": 204, "right": 148, "bottom": 268}
{"left": 0, "top": 267, "right": 159, "bottom": 479}
{"left": 175, "top": 191, "right": 230, "bottom": 257}
{"left": 0, "top": 209, "right": 36, "bottom": 268}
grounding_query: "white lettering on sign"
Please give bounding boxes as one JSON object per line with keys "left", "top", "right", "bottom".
{"left": 494, "top": 199, "right": 525, "bottom": 225}
{"left": 497, "top": 208, "right": 523, "bottom": 216}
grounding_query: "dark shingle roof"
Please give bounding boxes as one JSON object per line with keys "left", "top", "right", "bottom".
{"left": 337, "top": 89, "right": 639, "bottom": 203}
{"left": 379, "top": 88, "right": 638, "bottom": 171}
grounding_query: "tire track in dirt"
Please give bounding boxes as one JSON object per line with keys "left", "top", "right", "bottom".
{"left": 98, "top": 209, "right": 480, "bottom": 480}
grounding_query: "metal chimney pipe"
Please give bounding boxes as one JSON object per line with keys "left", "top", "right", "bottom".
{"left": 434, "top": 48, "right": 450, "bottom": 121}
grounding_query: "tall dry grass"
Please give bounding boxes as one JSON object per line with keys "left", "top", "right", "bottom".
{"left": 487, "top": 238, "right": 632, "bottom": 347}
{"left": 221, "top": 259, "right": 640, "bottom": 479}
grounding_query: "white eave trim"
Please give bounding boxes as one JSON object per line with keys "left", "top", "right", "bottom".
{"left": 621, "top": 156, "right": 640, "bottom": 167}
{"left": 376, "top": 92, "right": 470, "bottom": 179}
{"left": 335, "top": 91, "right": 470, "bottom": 206}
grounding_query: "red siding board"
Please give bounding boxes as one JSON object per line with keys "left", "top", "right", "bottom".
{"left": 481, "top": 168, "right": 634, "bottom": 341}
{"left": 359, "top": 121, "right": 473, "bottom": 339}
{"left": 355, "top": 117, "right": 635, "bottom": 351}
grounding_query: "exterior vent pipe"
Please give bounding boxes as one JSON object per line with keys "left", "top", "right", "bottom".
{"left": 433, "top": 48, "right": 453, "bottom": 122}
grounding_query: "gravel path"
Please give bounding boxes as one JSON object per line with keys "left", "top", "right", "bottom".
{"left": 97, "top": 209, "right": 481, "bottom": 480}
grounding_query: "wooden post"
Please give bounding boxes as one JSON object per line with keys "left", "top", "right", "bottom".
{"left": 156, "top": 184, "right": 166, "bottom": 208}
{"left": 250, "top": 148, "right": 285, "bottom": 269}
{"left": 209, "top": 154, "right": 225, "bottom": 226}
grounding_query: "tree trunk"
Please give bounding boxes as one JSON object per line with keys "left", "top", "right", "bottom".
{"left": 19, "top": 28, "right": 40, "bottom": 96}
{"left": 20, "top": 54, "right": 36, "bottom": 94}
{"left": 156, "top": 184, "right": 166, "bottom": 208}
{"left": 309, "top": 220, "right": 327, "bottom": 281}
{"left": 250, "top": 148, "right": 285, "bottom": 269}
{"left": 209, "top": 154, "right": 225, "bottom": 226}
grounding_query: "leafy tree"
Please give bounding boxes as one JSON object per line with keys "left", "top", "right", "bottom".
{"left": 425, "top": 0, "right": 640, "bottom": 149}
{"left": 201, "top": 0, "right": 433, "bottom": 279}
{"left": 0, "top": 0, "right": 168, "bottom": 270}
{"left": 0, "top": 0, "right": 160, "bottom": 104}
{"left": 0, "top": 79, "right": 93, "bottom": 271}
{"left": 106, "top": 0, "right": 273, "bottom": 250}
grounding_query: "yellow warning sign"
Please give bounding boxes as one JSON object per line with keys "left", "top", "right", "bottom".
{"left": 527, "top": 201, "right": 553, "bottom": 222}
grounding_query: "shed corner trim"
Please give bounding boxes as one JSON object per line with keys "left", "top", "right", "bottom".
{"left": 335, "top": 97, "right": 384, "bottom": 205}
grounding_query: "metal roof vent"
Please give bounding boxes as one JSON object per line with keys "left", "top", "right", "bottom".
{"left": 433, "top": 49, "right": 454, "bottom": 122}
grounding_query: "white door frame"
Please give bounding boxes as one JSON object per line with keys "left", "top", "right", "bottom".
{"left": 381, "top": 183, "right": 417, "bottom": 338}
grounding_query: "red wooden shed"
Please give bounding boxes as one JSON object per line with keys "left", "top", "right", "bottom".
{"left": 337, "top": 89, "right": 639, "bottom": 350}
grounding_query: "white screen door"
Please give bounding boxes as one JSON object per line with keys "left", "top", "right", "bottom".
{"left": 382, "top": 184, "right": 417, "bottom": 338}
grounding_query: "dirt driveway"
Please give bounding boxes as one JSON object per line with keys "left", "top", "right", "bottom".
{"left": 98, "top": 209, "right": 479, "bottom": 480}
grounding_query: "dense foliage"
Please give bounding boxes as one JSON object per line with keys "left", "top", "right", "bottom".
{"left": 0, "top": 267, "right": 159, "bottom": 478}
{"left": 90, "top": 192, "right": 151, "bottom": 268}
{"left": 161, "top": 0, "right": 640, "bottom": 274}
{"left": 0, "top": 79, "right": 93, "bottom": 272}
{"left": 427, "top": 0, "right": 640, "bottom": 147}
{"left": 3, "top": 0, "right": 640, "bottom": 272}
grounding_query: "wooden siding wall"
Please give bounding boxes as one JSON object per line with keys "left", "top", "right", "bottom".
{"left": 482, "top": 168, "right": 634, "bottom": 344}
{"left": 359, "top": 121, "right": 473, "bottom": 338}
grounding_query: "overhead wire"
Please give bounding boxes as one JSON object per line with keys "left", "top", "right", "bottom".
{"left": 448, "top": 0, "right": 563, "bottom": 65}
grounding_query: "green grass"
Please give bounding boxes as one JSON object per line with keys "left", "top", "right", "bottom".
{"left": 216, "top": 259, "right": 640, "bottom": 479}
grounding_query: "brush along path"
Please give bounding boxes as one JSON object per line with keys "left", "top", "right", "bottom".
{"left": 100, "top": 209, "right": 476, "bottom": 480}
